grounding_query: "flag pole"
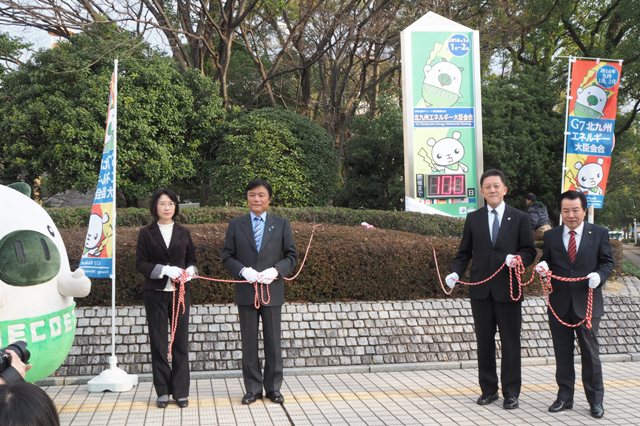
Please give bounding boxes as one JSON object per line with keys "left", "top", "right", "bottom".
{"left": 87, "top": 59, "right": 138, "bottom": 392}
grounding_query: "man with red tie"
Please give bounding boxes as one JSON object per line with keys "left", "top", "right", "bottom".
{"left": 536, "top": 190, "right": 614, "bottom": 419}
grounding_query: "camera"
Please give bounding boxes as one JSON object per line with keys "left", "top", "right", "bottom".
{"left": 0, "top": 340, "right": 30, "bottom": 373}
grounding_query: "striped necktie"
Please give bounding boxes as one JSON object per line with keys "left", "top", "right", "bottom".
{"left": 253, "top": 217, "right": 263, "bottom": 251}
{"left": 568, "top": 230, "right": 577, "bottom": 263}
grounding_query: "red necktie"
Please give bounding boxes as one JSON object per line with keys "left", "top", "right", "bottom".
{"left": 568, "top": 231, "right": 577, "bottom": 263}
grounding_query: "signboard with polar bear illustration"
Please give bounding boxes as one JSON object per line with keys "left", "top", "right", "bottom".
{"left": 401, "top": 12, "right": 482, "bottom": 218}
{"left": 562, "top": 58, "right": 622, "bottom": 208}
{"left": 0, "top": 183, "right": 91, "bottom": 382}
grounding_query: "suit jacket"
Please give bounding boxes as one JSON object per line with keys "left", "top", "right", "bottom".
{"left": 135, "top": 222, "right": 197, "bottom": 291}
{"left": 221, "top": 213, "right": 297, "bottom": 306}
{"left": 452, "top": 204, "right": 536, "bottom": 302}
{"left": 541, "top": 223, "right": 614, "bottom": 318}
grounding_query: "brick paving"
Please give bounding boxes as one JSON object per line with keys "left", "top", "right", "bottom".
{"left": 48, "top": 358, "right": 640, "bottom": 425}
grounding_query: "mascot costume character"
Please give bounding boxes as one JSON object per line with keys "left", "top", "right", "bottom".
{"left": 0, "top": 182, "right": 91, "bottom": 382}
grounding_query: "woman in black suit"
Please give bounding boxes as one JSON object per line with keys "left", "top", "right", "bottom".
{"left": 135, "top": 188, "right": 197, "bottom": 409}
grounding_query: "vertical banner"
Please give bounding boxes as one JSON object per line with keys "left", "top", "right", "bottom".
{"left": 562, "top": 58, "right": 622, "bottom": 208}
{"left": 401, "top": 12, "right": 483, "bottom": 218}
{"left": 79, "top": 64, "right": 117, "bottom": 277}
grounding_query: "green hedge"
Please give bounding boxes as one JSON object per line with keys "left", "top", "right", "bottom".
{"left": 60, "top": 222, "right": 549, "bottom": 307}
{"left": 55, "top": 208, "right": 623, "bottom": 306}
{"left": 48, "top": 206, "right": 465, "bottom": 237}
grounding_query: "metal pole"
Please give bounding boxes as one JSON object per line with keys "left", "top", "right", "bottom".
{"left": 559, "top": 56, "right": 575, "bottom": 226}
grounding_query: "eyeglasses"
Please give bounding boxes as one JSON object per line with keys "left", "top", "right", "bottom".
{"left": 158, "top": 202, "right": 176, "bottom": 208}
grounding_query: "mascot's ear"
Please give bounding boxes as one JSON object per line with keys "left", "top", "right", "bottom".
{"left": 7, "top": 182, "right": 32, "bottom": 197}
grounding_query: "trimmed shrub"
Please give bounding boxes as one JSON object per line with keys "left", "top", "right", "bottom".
{"left": 48, "top": 206, "right": 465, "bottom": 237}
{"left": 60, "top": 222, "right": 606, "bottom": 307}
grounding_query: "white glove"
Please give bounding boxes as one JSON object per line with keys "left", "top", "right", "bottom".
{"left": 505, "top": 254, "right": 517, "bottom": 268}
{"left": 162, "top": 265, "right": 183, "bottom": 280}
{"left": 445, "top": 272, "right": 459, "bottom": 289}
{"left": 258, "top": 267, "right": 279, "bottom": 284}
{"left": 185, "top": 266, "right": 197, "bottom": 282}
{"left": 241, "top": 267, "right": 259, "bottom": 283}
{"left": 587, "top": 272, "right": 601, "bottom": 289}
{"left": 535, "top": 261, "right": 549, "bottom": 278}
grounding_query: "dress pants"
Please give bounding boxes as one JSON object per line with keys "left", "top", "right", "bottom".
{"left": 238, "top": 304, "right": 283, "bottom": 394}
{"left": 549, "top": 307, "right": 603, "bottom": 404}
{"left": 143, "top": 289, "right": 191, "bottom": 399}
{"left": 470, "top": 295, "right": 522, "bottom": 398}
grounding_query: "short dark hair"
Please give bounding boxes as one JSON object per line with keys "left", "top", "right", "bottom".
{"left": 526, "top": 193, "right": 537, "bottom": 201}
{"left": 480, "top": 169, "right": 507, "bottom": 186}
{"left": 0, "top": 382, "right": 61, "bottom": 426}
{"left": 560, "top": 190, "right": 587, "bottom": 211}
{"left": 149, "top": 188, "right": 180, "bottom": 220}
{"left": 245, "top": 179, "right": 272, "bottom": 198}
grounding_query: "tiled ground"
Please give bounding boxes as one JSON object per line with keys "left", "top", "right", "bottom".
{"left": 47, "top": 359, "right": 639, "bottom": 425}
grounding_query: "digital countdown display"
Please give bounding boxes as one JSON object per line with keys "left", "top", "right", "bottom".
{"left": 426, "top": 174, "right": 466, "bottom": 198}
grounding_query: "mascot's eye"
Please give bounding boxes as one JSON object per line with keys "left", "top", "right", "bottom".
{"left": 436, "top": 154, "right": 442, "bottom": 159}
{"left": 47, "top": 225, "right": 55, "bottom": 237}
{"left": 454, "top": 149, "right": 460, "bottom": 154}
{"left": 581, "top": 177, "right": 587, "bottom": 182}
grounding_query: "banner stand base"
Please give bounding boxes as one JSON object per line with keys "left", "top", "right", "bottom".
{"left": 87, "top": 356, "right": 138, "bottom": 393}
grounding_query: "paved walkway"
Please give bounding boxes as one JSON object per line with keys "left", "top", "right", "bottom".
{"left": 47, "top": 357, "right": 640, "bottom": 425}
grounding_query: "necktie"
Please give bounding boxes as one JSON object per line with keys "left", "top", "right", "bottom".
{"left": 568, "top": 230, "right": 577, "bottom": 262}
{"left": 491, "top": 209, "right": 499, "bottom": 245}
{"left": 253, "top": 217, "right": 263, "bottom": 251}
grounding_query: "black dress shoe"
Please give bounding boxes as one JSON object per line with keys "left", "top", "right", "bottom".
{"left": 503, "top": 396, "right": 519, "bottom": 409}
{"left": 266, "top": 391, "right": 284, "bottom": 404}
{"left": 477, "top": 393, "right": 499, "bottom": 405}
{"left": 548, "top": 399, "right": 573, "bottom": 412}
{"left": 590, "top": 403, "right": 604, "bottom": 419}
{"left": 156, "top": 396, "right": 169, "bottom": 408}
{"left": 176, "top": 398, "right": 189, "bottom": 408}
{"left": 241, "top": 392, "right": 263, "bottom": 405}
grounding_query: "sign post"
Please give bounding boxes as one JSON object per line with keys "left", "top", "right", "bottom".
{"left": 401, "top": 12, "right": 483, "bottom": 217}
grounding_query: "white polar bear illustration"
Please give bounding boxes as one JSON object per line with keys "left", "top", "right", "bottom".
{"left": 422, "top": 58, "right": 463, "bottom": 107}
{"left": 575, "top": 85, "right": 607, "bottom": 118}
{"left": 418, "top": 131, "right": 468, "bottom": 173}
{"left": 84, "top": 212, "right": 110, "bottom": 256}
{"left": 575, "top": 158, "right": 605, "bottom": 195}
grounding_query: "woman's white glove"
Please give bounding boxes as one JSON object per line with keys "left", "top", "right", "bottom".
{"left": 445, "top": 272, "right": 459, "bottom": 289}
{"left": 185, "top": 266, "right": 197, "bottom": 282}
{"left": 241, "top": 267, "right": 259, "bottom": 283}
{"left": 162, "top": 265, "right": 183, "bottom": 280}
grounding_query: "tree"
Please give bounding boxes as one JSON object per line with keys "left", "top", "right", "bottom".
{"left": 208, "top": 107, "right": 339, "bottom": 207}
{"left": 336, "top": 97, "right": 404, "bottom": 210}
{"left": 481, "top": 66, "right": 564, "bottom": 219}
{"left": 0, "top": 24, "right": 225, "bottom": 206}
{"left": 0, "top": 31, "right": 29, "bottom": 74}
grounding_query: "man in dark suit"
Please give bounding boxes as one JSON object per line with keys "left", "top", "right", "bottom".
{"left": 221, "top": 179, "right": 297, "bottom": 405}
{"left": 445, "top": 169, "right": 536, "bottom": 409}
{"left": 535, "top": 190, "right": 614, "bottom": 419}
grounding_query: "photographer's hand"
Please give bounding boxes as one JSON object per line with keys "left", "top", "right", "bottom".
{"left": 0, "top": 350, "right": 30, "bottom": 384}
{"left": 8, "top": 349, "right": 31, "bottom": 377}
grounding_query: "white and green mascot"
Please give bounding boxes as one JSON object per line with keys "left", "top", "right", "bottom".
{"left": 0, "top": 182, "right": 91, "bottom": 382}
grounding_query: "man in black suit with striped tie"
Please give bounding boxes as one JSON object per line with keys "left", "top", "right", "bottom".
{"left": 221, "top": 179, "right": 297, "bottom": 405}
{"left": 536, "top": 190, "right": 614, "bottom": 418}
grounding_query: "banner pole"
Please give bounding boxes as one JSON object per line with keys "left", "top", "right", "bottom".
{"left": 110, "top": 58, "right": 118, "bottom": 368}
{"left": 559, "top": 56, "right": 575, "bottom": 226}
{"left": 87, "top": 59, "right": 138, "bottom": 392}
